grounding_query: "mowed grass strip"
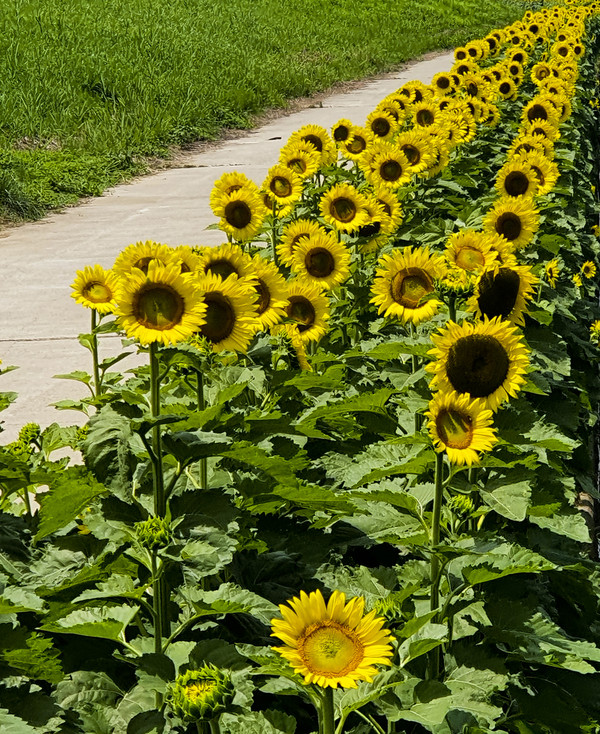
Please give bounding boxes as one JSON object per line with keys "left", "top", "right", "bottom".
{"left": 0, "top": 0, "right": 523, "bottom": 221}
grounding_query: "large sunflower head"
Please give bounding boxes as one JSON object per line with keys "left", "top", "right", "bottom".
{"left": 426, "top": 390, "right": 497, "bottom": 466}
{"left": 508, "top": 133, "right": 554, "bottom": 160}
{"left": 193, "top": 272, "right": 258, "bottom": 353}
{"left": 277, "top": 279, "right": 330, "bottom": 345}
{"left": 483, "top": 196, "right": 540, "bottom": 250}
{"left": 365, "top": 109, "right": 398, "bottom": 140}
{"left": 71, "top": 264, "right": 120, "bottom": 314}
{"left": 319, "top": 183, "right": 369, "bottom": 233}
{"left": 444, "top": 230, "right": 500, "bottom": 278}
{"left": 291, "top": 231, "right": 351, "bottom": 290}
{"left": 289, "top": 125, "right": 337, "bottom": 166}
{"left": 495, "top": 159, "right": 539, "bottom": 199}
{"left": 196, "top": 242, "right": 254, "bottom": 281}
{"left": 115, "top": 261, "right": 207, "bottom": 346}
{"left": 412, "top": 101, "right": 439, "bottom": 128}
{"left": 394, "top": 131, "right": 435, "bottom": 174}
{"left": 279, "top": 142, "right": 320, "bottom": 180}
{"left": 426, "top": 317, "right": 530, "bottom": 411}
{"left": 277, "top": 219, "right": 327, "bottom": 266}
{"left": 521, "top": 96, "right": 560, "bottom": 128}
{"left": 271, "top": 589, "right": 393, "bottom": 689}
{"left": 262, "top": 164, "right": 303, "bottom": 207}
{"left": 467, "top": 263, "right": 538, "bottom": 326}
{"left": 249, "top": 254, "right": 287, "bottom": 331}
{"left": 512, "top": 149, "right": 559, "bottom": 197}
{"left": 171, "top": 245, "right": 202, "bottom": 275}
{"left": 331, "top": 118, "right": 354, "bottom": 144}
{"left": 366, "top": 145, "right": 412, "bottom": 190}
{"left": 370, "top": 246, "right": 446, "bottom": 326}
{"left": 341, "top": 127, "right": 373, "bottom": 160}
{"left": 212, "top": 186, "right": 268, "bottom": 242}
{"left": 431, "top": 72, "right": 457, "bottom": 96}
{"left": 521, "top": 117, "right": 560, "bottom": 142}
{"left": 209, "top": 171, "right": 258, "bottom": 213}
{"left": 113, "top": 240, "right": 177, "bottom": 277}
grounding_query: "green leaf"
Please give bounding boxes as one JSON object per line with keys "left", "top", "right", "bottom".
{"left": 452, "top": 542, "right": 554, "bottom": 586}
{"left": 39, "top": 603, "right": 138, "bottom": 642}
{"left": 0, "top": 710, "right": 39, "bottom": 734}
{"left": 162, "top": 429, "right": 232, "bottom": 462}
{"left": 344, "top": 502, "right": 429, "bottom": 546}
{"left": 479, "top": 480, "right": 531, "bottom": 521}
{"left": 398, "top": 622, "right": 447, "bottom": 666}
{"left": 529, "top": 510, "right": 591, "bottom": 542}
{"left": 221, "top": 711, "right": 295, "bottom": 734}
{"left": 0, "top": 586, "right": 46, "bottom": 614}
{"left": 523, "top": 420, "right": 578, "bottom": 452}
{"left": 178, "top": 583, "right": 277, "bottom": 625}
{"left": 35, "top": 465, "right": 108, "bottom": 540}
{"left": 223, "top": 442, "right": 307, "bottom": 487}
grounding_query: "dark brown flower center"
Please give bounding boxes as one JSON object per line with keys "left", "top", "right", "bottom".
{"left": 446, "top": 334, "right": 509, "bottom": 398}
{"left": 495, "top": 212, "right": 522, "bottom": 241}
{"left": 503, "top": 171, "right": 531, "bottom": 197}
{"left": 270, "top": 176, "right": 293, "bottom": 199}
{"left": 401, "top": 144, "right": 421, "bottom": 165}
{"left": 287, "top": 295, "right": 316, "bottom": 332}
{"left": 206, "top": 259, "right": 238, "bottom": 279}
{"left": 436, "top": 409, "right": 474, "bottom": 449}
{"left": 380, "top": 159, "right": 404, "bottom": 182}
{"left": 390, "top": 267, "right": 433, "bottom": 308}
{"left": 306, "top": 248, "right": 335, "bottom": 278}
{"left": 254, "top": 278, "right": 270, "bottom": 315}
{"left": 527, "top": 104, "right": 548, "bottom": 122}
{"left": 133, "top": 284, "right": 184, "bottom": 331}
{"left": 333, "top": 124, "right": 350, "bottom": 142}
{"left": 302, "top": 134, "right": 323, "bottom": 152}
{"left": 330, "top": 197, "right": 357, "bottom": 223}
{"left": 436, "top": 76, "right": 451, "bottom": 90}
{"left": 371, "top": 117, "right": 391, "bottom": 137}
{"left": 224, "top": 200, "right": 252, "bottom": 230}
{"left": 416, "top": 109, "right": 435, "bottom": 126}
{"left": 200, "top": 293, "right": 236, "bottom": 343}
{"left": 346, "top": 135, "right": 367, "bottom": 154}
{"left": 477, "top": 268, "right": 521, "bottom": 319}
{"left": 499, "top": 81, "right": 512, "bottom": 95}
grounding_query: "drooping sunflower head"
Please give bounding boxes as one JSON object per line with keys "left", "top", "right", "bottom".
{"left": 483, "top": 196, "right": 540, "bottom": 250}
{"left": 196, "top": 242, "right": 254, "bottom": 281}
{"left": 291, "top": 231, "right": 351, "bottom": 290}
{"left": 115, "top": 261, "right": 207, "bottom": 346}
{"left": 277, "top": 278, "right": 330, "bottom": 345}
{"left": 71, "top": 264, "right": 120, "bottom": 314}
{"left": 495, "top": 159, "right": 539, "bottom": 199}
{"left": 212, "top": 186, "right": 268, "bottom": 242}
{"left": 113, "top": 240, "right": 177, "bottom": 277}
{"left": 271, "top": 589, "right": 393, "bottom": 689}
{"left": 426, "top": 390, "right": 497, "bottom": 466}
{"left": 277, "top": 218, "right": 327, "bottom": 266}
{"left": 371, "top": 246, "right": 446, "bottom": 326}
{"left": 319, "top": 183, "right": 369, "bottom": 233}
{"left": 262, "top": 164, "right": 304, "bottom": 207}
{"left": 467, "top": 262, "right": 538, "bottom": 327}
{"left": 426, "top": 317, "right": 530, "bottom": 411}
{"left": 193, "top": 272, "right": 258, "bottom": 353}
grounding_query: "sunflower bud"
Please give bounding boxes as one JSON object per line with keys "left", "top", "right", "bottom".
{"left": 135, "top": 516, "right": 172, "bottom": 550}
{"left": 448, "top": 494, "right": 476, "bottom": 518}
{"left": 169, "top": 666, "right": 234, "bottom": 722}
{"left": 18, "top": 422, "right": 41, "bottom": 445}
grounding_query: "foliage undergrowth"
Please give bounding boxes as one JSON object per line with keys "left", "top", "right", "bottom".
{"left": 0, "top": 0, "right": 523, "bottom": 221}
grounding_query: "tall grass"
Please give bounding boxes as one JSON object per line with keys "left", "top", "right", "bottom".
{"left": 0, "top": 0, "right": 523, "bottom": 220}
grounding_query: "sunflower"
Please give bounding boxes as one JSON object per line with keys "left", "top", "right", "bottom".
{"left": 460, "top": 73, "right": 488, "bottom": 99}
{"left": 522, "top": 118, "right": 560, "bottom": 142}
{"left": 365, "top": 109, "right": 397, "bottom": 140}
{"left": 196, "top": 242, "right": 254, "bottom": 281}
{"left": 212, "top": 186, "right": 268, "bottom": 242}
{"left": 341, "top": 127, "right": 373, "bottom": 160}
{"left": 431, "top": 72, "right": 457, "bottom": 96}
{"left": 332, "top": 119, "right": 354, "bottom": 144}
{"left": 277, "top": 279, "right": 330, "bottom": 345}
{"left": 194, "top": 273, "right": 257, "bottom": 353}
{"left": 590, "top": 320, "right": 600, "bottom": 345}
{"left": 262, "top": 164, "right": 303, "bottom": 207}
{"left": 573, "top": 273, "right": 583, "bottom": 288}
{"left": 171, "top": 245, "right": 202, "bottom": 275}
{"left": 71, "top": 264, "right": 119, "bottom": 314}
{"left": 374, "top": 188, "right": 404, "bottom": 235}
{"left": 394, "top": 131, "right": 434, "bottom": 174}
{"left": 483, "top": 197, "right": 540, "bottom": 250}
{"left": 355, "top": 199, "right": 389, "bottom": 255}
{"left": 495, "top": 159, "right": 539, "bottom": 199}
{"left": 116, "top": 261, "right": 206, "bottom": 346}
{"left": 467, "top": 263, "right": 538, "bottom": 326}
{"left": 512, "top": 150, "right": 559, "bottom": 197}
{"left": 412, "top": 101, "right": 439, "bottom": 128}
{"left": 508, "top": 133, "right": 554, "bottom": 160}
{"left": 209, "top": 171, "right": 258, "bottom": 213}
{"left": 288, "top": 125, "right": 337, "bottom": 165}
{"left": 497, "top": 76, "right": 518, "bottom": 101}
{"left": 426, "top": 317, "right": 530, "bottom": 412}
{"left": 521, "top": 97, "right": 560, "bottom": 127}
{"left": 371, "top": 247, "right": 446, "bottom": 326}
{"left": 291, "top": 231, "right": 351, "bottom": 290}
{"left": 319, "top": 183, "right": 369, "bottom": 233}
{"left": 426, "top": 390, "right": 497, "bottom": 466}
{"left": 113, "top": 240, "right": 176, "bottom": 276}
{"left": 279, "top": 142, "right": 320, "bottom": 179}
{"left": 445, "top": 230, "right": 500, "bottom": 277}
{"left": 250, "top": 255, "right": 287, "bottom": 330}
{"left": 278, "top": 219, "right": 326, "bottom": 266}
{"left": 367, "top": 145, "right": 412, "bottom": 190}
{"left": 531, "top": 62, "right": 553, "bottom": 84}
{"left": 545, "top": 259, "right": 560, "bottom": 287}
{"left": 582, "top": 260, "right": 597, "bottom": 279}
{"left": 271, "top": 589, "right": 393, "bottom": 689}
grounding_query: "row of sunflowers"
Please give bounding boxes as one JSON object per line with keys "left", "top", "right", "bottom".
{"left": 2, "top": 1, "right": 600, "bottom": 732}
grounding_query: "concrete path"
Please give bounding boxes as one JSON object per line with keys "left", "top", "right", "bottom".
{"left": 0, "top": 52, "right": 453, "bottom": 441}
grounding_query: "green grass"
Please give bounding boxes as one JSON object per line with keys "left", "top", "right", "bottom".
{"left": 0, "top": 0, "right": 524, "bottom": 221}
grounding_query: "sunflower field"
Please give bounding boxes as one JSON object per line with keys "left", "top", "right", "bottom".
{"left": 2, "top": 1, "right": 600, "bottom": 732}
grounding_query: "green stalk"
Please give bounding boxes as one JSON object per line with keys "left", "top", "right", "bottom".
{"left": 429, "top": 450, "right": 445, "bottom": 679}
{"left": 409, "top": 323, "right": 422, "bottom": 433}
{"left": 21, "top": 487, "right": 33, "bottom": 520}
{"left": 209, "top": 719, "right": 221, "bottom": 734}
{"left": 448, "top": 295, "right": 457, "bottom": 323}
{"left": 272, "top": 203, "right": 280, "bottom": 268}
{"left": 91, "top": 309, "right": 101, "bottom": 397}
{"left": 196, "top": 369, "right": 208, "bottom": 490}
{"left": 149, "top": 343, "right": 165, "bottom": 517}
{"left": 321, "top": 688, "right": 335, "bottom": 734}
{"left": 151, "top": 549, "right": 164, "bottom": 709}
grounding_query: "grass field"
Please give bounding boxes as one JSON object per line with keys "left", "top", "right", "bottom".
{"left": 0, "top": 0, "right": 523, "bottom": 221}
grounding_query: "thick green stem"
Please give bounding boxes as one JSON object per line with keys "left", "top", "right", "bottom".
{"left": 91, "top": 309, "right": 101, "bottom": 397}
{"left": 448, "top": 295, "right": 457, "bottom": 323}
{"left": 321, "top": 687, "right": 335, "bottom": 734}
{"left": 21, "top": 487, "right": 33, "bottom": 520}
{"left": 151, "top": 550, "right": 164, "bottom": 708}
{"left": 209, "top": 719, "right": 221, "bottom": 734}
{"left": 196, "top": 369, "right": 208, "bottom": 490}
{"left": 272, "top": 204, "right": 280, "bottom": 267}
{"left": 149, "top": 343, "right": 165, "bottom": 516}
{"left": 409, "top": 323, "right": 422, "bottom": 432}
{"left": 197, "top": 722, "right": 209, "bottom": 734}
{"left": 429, "top": 451, "right": 445, "bottom": 679}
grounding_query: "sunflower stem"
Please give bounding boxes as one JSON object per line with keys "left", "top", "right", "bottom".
{"left": 272, "top": 203, "right": 280, "bottom": 268}
{"left": 21, "top": 487, "right": 33, "bottom": 521}
{"left": 409, "top": 323, "right": 422, "bottom": 433}
{"left": 448, "top": 295, "right": 456, "bottom": 323}
{"left": 321, "top": 687, "right": 335, "bottom": 734}
{"left": 151, "top": 549, "right": 164, "bottom": 709}
{"left": 209, "top": 719, "right": 221, "bottom": 734}
{"left": 149, "top": 343, "right": 166, "bottom": 516}
{"left": 429, "top": 450, "right": 445, "bottom": 680}
{"left": 91, "top": 309, "right": 101, "bottom": 398}
{"left": 196, "top": 369, "right": 208, "bottom": 490}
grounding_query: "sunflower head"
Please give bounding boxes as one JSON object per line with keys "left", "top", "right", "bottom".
{"left": 319, "top": 183, "right": 369, "bottom": 233}
{"left": 212, "top": 186, "right": 268, "bottom": 242}
{"left": 483, "top": 196, "right": 540, "bottom": 250}
{"left": 197, "top": 243, "right": 254, "bottom": 281}
{"left": 169, "top": 666, "right": 234, "bottom": 722}
{"left": 271, "top": 589, "right": 393, "bottom": 689}
{"left": 263, "top": 164, "right": 303, "bottom": 206}
{"left": 467, "top": 263, "right": 537, "bottom": 326}
{"left": 278, "top": 279, "right": 330, "bottom": 345}
{"left": 71, "top": 264, "right": 119, "bottom": 314}
{"left": 291, "top": 231, "right": 351, "bottom": 290}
